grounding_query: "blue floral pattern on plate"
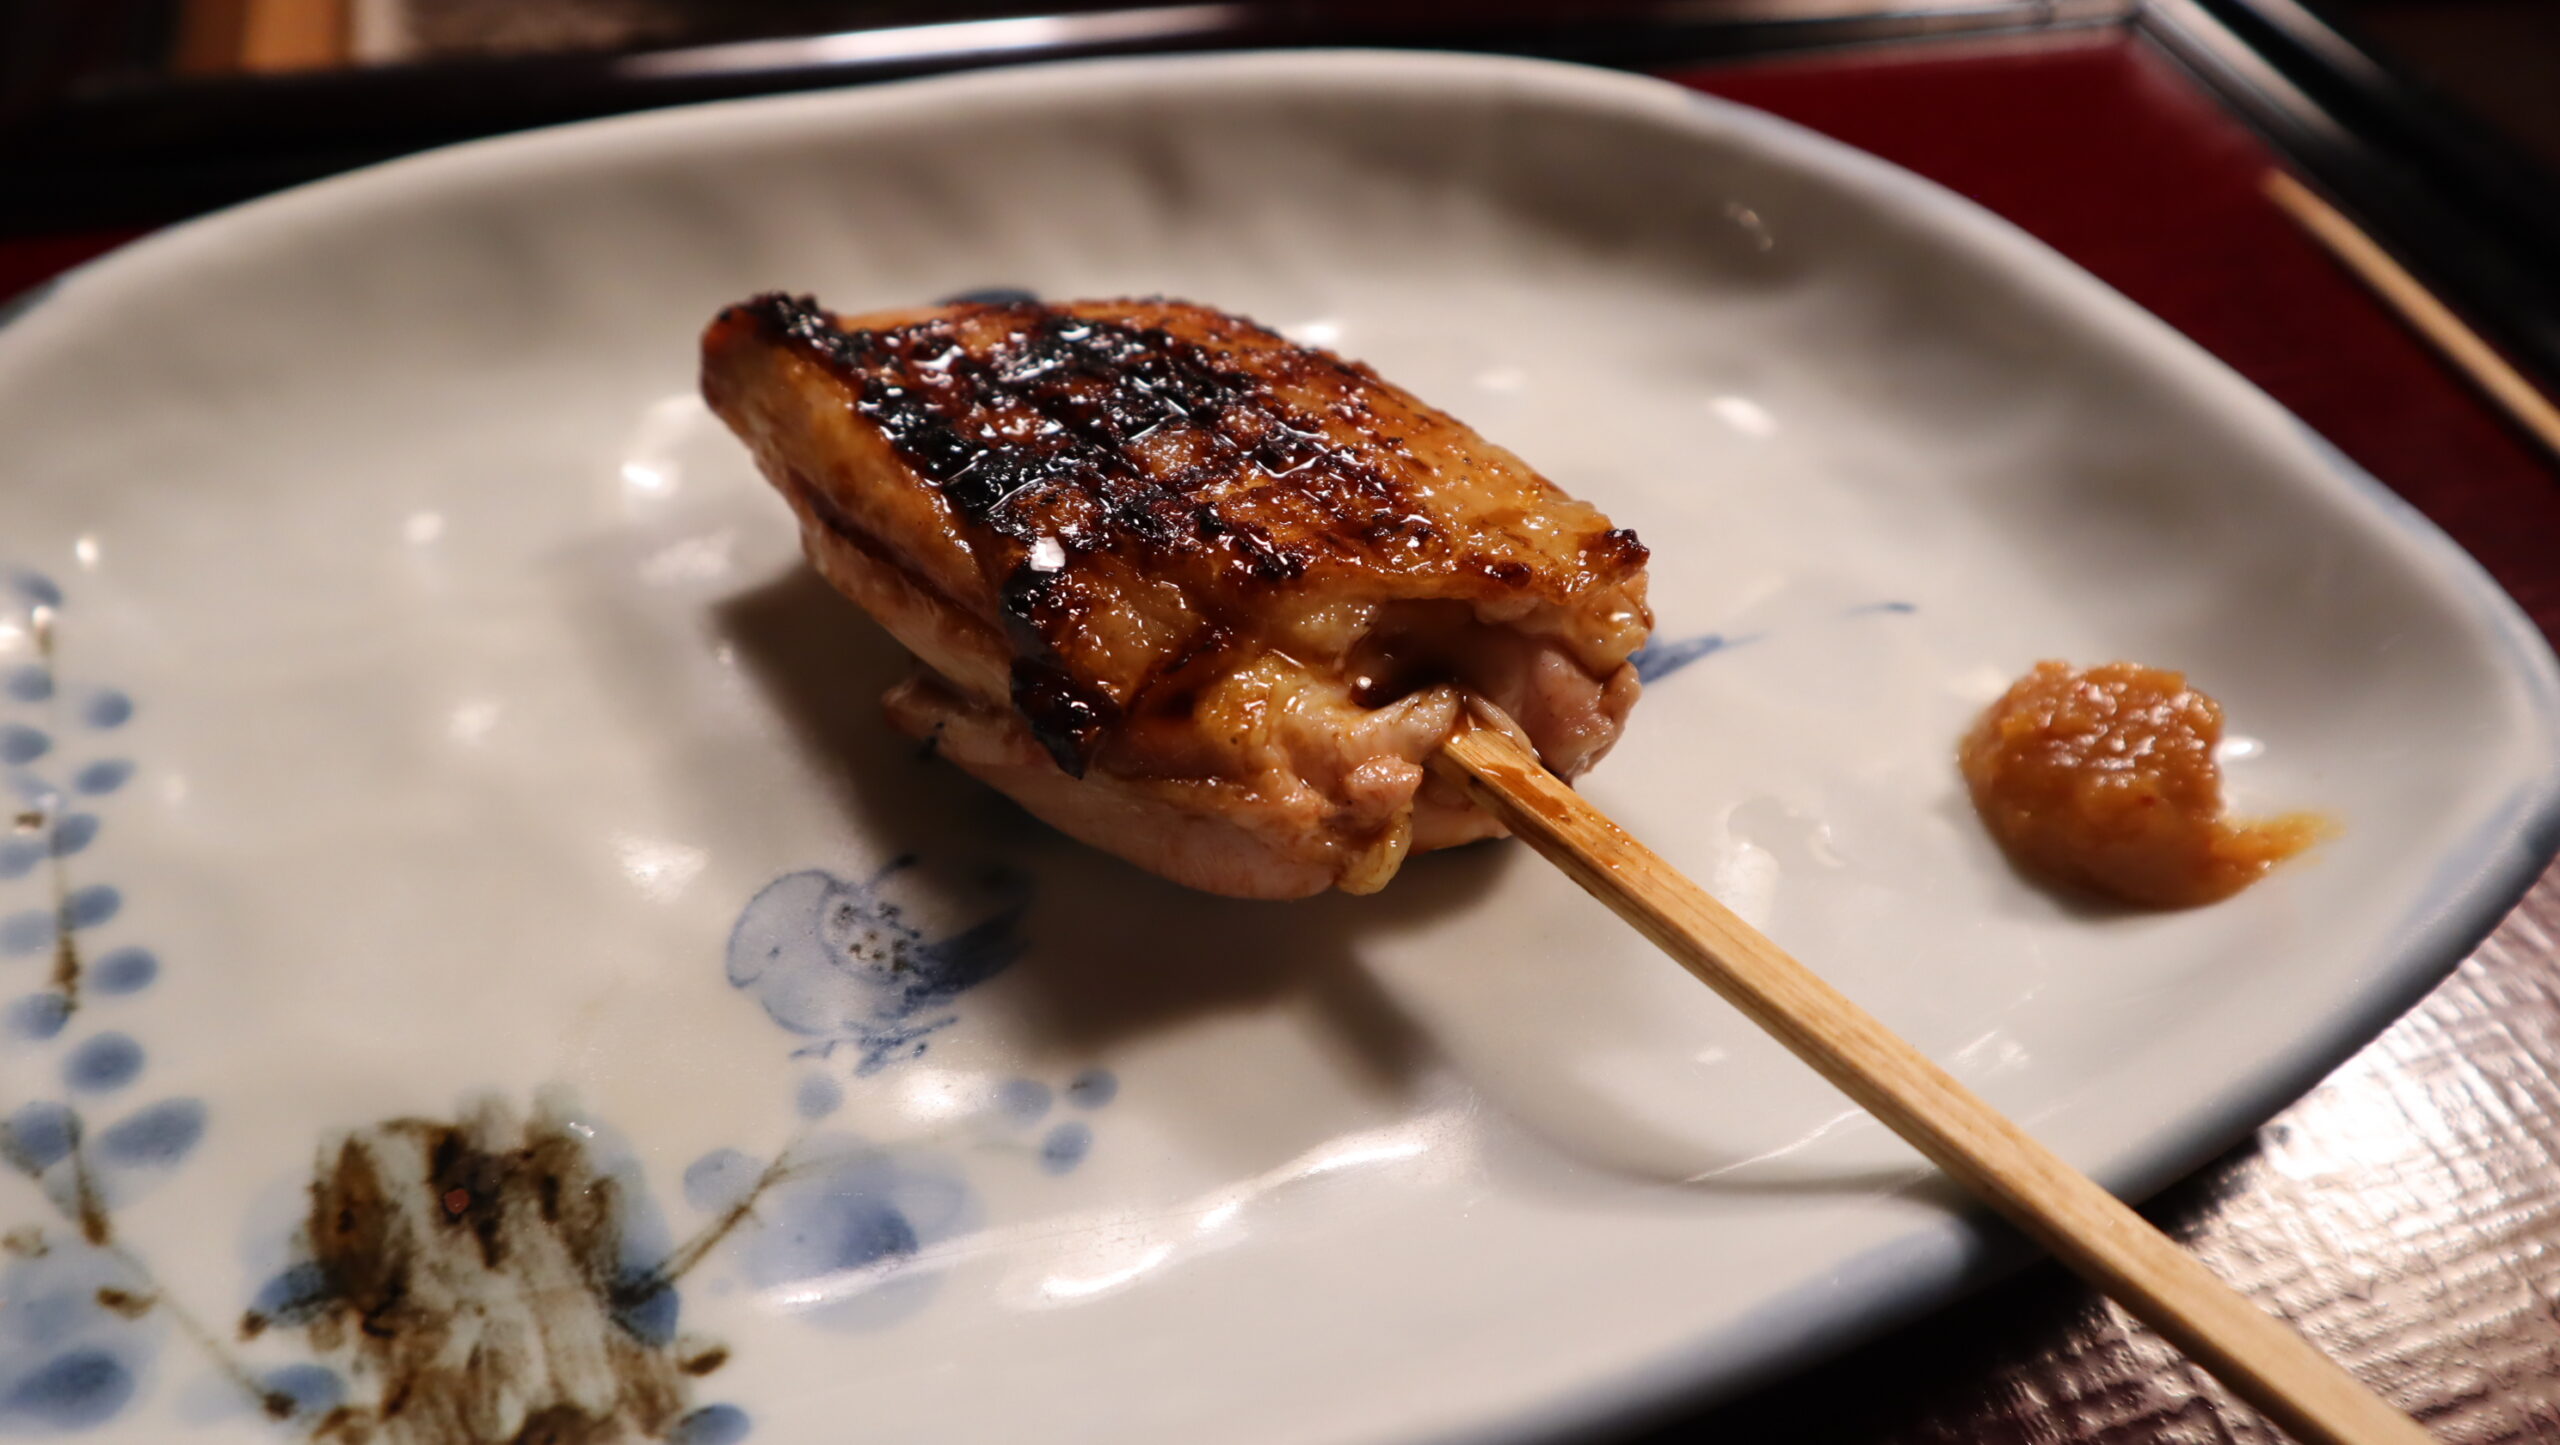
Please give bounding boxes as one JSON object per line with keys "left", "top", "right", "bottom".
{"left": 0, "top": 570, "right": 206, "bottom": 1437}
{"left": 0, "top": 571, "right": 1113, "bottom": 1441}
{"left": 724, "top": 861, "right": 1026, "bottom": 1075}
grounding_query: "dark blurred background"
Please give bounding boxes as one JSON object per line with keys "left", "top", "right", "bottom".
{"left": 5, "top": 0, "right": 2559, "bottom": 417}
{"left": 5, "top": 0, "right": 2556, "bottom": 232}
{"left": 2339, "top": 0, "right": 2560, "bottom": 169}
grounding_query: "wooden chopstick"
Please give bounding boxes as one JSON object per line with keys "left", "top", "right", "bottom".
{"left": 175, "top": 0, "right": 351, "bottom": 75}
{"left": 1433, "top": 715, "right": 2433, "bottom": 1445}
{"left": 2264, "top": 169, "right": 2560, "bottom": 464}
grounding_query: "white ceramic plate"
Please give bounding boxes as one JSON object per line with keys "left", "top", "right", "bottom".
{"left": 0, "top": 50, "right": 2553, "bottom": 1445}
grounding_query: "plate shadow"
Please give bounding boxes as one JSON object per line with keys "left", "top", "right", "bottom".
{"left": 711, "top": 565, "right": 1505, "bottom": 1098}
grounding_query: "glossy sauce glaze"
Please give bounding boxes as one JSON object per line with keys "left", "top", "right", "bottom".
{"left": 1960, "top": 661, "right": 2320, "bottom": 907}
{"left": 720, "top": 294, "right": 1647, "bottom": 775}
{"left": 701, "top": 294, "right": 1652, "bottom": 897}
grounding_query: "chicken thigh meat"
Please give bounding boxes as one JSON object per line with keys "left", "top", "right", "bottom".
{"left": 702, "top": 294, "right": 1651, "bottom": 898}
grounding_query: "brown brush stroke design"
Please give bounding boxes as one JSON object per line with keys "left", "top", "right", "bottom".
{"left": 276, "top": 1099, "right": 717, "bottom": 1445}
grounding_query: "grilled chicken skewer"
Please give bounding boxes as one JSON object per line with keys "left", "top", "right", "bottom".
{"left": 703, "top": 290, "right": 2427, "bottom": 1445}
{"left": 703, "top": 294, "right": 1651, "bottom": 897}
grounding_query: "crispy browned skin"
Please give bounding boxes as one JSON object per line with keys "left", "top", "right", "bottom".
{"left": 703, "top": 294, "right": 1652, "bottom": 897}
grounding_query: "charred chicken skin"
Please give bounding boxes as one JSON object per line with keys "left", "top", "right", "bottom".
{"left": 701, "top": 294, "right": 1651, "bottom": 898}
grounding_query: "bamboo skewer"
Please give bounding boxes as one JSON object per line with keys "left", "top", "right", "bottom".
{"left": 1432, "top": 712, "right": 2433, "bottom": 1445}
{"left": 2264, "top": 170, "right": 2560, "bottom": 464}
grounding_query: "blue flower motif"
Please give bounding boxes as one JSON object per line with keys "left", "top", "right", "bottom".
{"left": 734, "top": 1134, "right": 977, "bottom": 1332}
{"left": 678, "top": 1150, "right": 758, "bottom": 1217}
{"left": 1064, "top": 1068, "right": 1119, "bottom": 1110}
{"left": 6, "top": 571, "right": 60, "bottom": 609}
{"left": 246, "top": 1262, "right": 334, "bottom": 1332}
{"left": 63, "top": 886, "right": 117, "bottom": 929}
{"left": 258, "top": 1363, "right": 344, "bottom": 1419}
{"left": 0, "top": 886, "right": 119, "bottom": 956}
{"left": 1631, "top": 602, "right": 1915, "bottom": 684}
{"left": 0, "top": 1350, "right": 133, "bottom": 1431}
{"left": 50, "top": 815, "right": 98, "bottom": 858}
{"left": 0, "top": 726, "right": 48, "bottom": 766}
{"left": 1040, "top": 1122, "right": 1094, "bottom": 1175}
{"left": 2, "top": 1103, "right": 79, "bottom": 1174}
{"left": 672, "top": 1403, "right": 753, "bottom": 1445}
{"left": 63, "top": 1034, "right": 143, "bottom": 1094}
{"left": 0, "top": 1244, "right": 157, "bottom": 1433}
{"left": 610, "top": 1267, "right": 680, "bottom": 1347}
{"left": 94, "top": 1100, "right": 204, "bottom": 1168}
{"left": 0, "top": 841, "right": 41, "bottom": 881}
{"left": 725, "top": 862, "right": 1024, "bottom": 1075}
{"left": 1630, "top": 632, "right": 1744, "bottom": 684}
{"left": 4, "top": 993, "right": 69, "bottom": 1041}
{"left": 794, "top": 1075, "right": 844, "bottom": 1120}
{"left": 0, "top": 573, "right": 193, "bottom": 1432}
{"left": 89, "top": 949, "right": 155, "bottom": 996}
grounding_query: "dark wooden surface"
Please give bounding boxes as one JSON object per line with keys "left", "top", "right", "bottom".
{"left": 5, "top": 27, "right": 2558, "bottom": 1444}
